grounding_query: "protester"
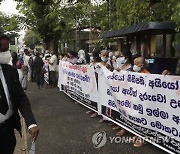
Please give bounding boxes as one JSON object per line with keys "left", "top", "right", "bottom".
{"left": 112, "top": 49, "right": 134, "bottom": 135}
{"left": 77, "top": 49, "right": 86, "bottom": 64}
{"left": 67, "top": 50, "right": 78, "bottom": 64}
{"left": 16, "top": 54, "right": 27, "bottom": 90}
{"left": 94, "top": 50, "right": 114, "bottom": 123}
{"left": 116, "top": 49, "right": 134, "bottom": 71}
{"left": 108, "top": 52, "right": 116, "bottom": 70}
{"left": 133, "top": 56, "right": 150, "bottom": 74}
{"left": 100, "top": 50, "right": 114, "bottom": 71}
{"left": 58, "top": 53, "right": 68, "bottom": 62}
{"left": 161, "top": 59, "right": 180, "bottom": 76}
{"left": 23, "top": 49, "right": 30, "bottom": 86}
{"left": 29, "top": 51, "right": 36, "bottom": 82}
{"left": 11, "top": 52, "right": 18, "bottom": 67}
{"left": 62, "top": 54, "right": 68, "bottom": 61}
{"left": 33, "top": 51, "right": 44, "bottom": 89}
{"left": 0, "top": 34, "right": 39, "bottom": 154}
{"left": 85, "top": 49, "right": 90, "bottom": 64}
{"left": 86, "top": 51, "right": 101, "bottom": 117}
{"left": 132, "top": 56, "right": 150, "bottom": 147}
{"left": 49, "top": 51, "right": 58, "bottom": 87}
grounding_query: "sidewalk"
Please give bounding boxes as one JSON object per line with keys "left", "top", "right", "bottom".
{"left": 14, "top": 116, "right": 28, "bottom": 154}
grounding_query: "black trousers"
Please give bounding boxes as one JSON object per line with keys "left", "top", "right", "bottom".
{"left": 35, "top": 72, "right": 44, "bottom": 87}
{"left": 0, "top": 118, "right": 16, "bottom": 154}
{"left": 49, "top": 71, "right": 57, "bottom": 87}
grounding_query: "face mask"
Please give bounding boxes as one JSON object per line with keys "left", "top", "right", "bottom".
{"left": 133, "top": 65, "right": 141, "bottom": 72}
{"left": 0, "top": 51, "right": 12, "bottom": 64}
{"left": 112, "top": 56, "right": 116, "bottom": 60}
{"left": 101, "top": 57, "right": 108, "bottom": 62}
{"left": 118, "top": 57, "right": 126, "bottom": 64}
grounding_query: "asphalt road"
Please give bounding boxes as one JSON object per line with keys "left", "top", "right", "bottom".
{"left": 26, "top": 82, "right": 166, "bottom": 154}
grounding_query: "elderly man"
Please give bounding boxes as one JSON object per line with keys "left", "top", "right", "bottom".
{"left": 132, "top": 56, "right": 149, "bottom": 147}
{"left": 0, "top": 34, "right": 39, "bottom": 154}
{"left": 100, "top": 50, "right": 114, "bottom": 71}
{"left": 133, "top": 56, "right": 150, "bottom": 74}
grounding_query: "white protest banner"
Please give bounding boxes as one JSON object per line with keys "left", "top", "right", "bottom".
{"left": 98, "top": 65, "right": 180, "bottom": 154}
{"left": 58, "top": 61, "right": 98, "bottom": 112}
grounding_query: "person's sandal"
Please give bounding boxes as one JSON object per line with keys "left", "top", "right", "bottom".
{"left": 116, "top": 129, "right": 126, "bottom": 136}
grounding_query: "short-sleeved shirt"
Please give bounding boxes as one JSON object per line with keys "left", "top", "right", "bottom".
{"left": 49, "top": 54, "right": 58, "bottom": 71}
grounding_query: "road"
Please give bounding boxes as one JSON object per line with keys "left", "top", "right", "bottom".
{"left": 25, "top": 82, "right": 166, "bottom": 154}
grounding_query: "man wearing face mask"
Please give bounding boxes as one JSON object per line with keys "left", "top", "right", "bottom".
{"left": 133, "top": 56, "right": 150, "bottom": 74}
{"left": 100, "top": 50, "right": 113, "bottom": 71}
{"left": 0, "top": 34, "right": 39, "bottom": 154}
{"left": 132, "top": 56, "right": 150, "bottom": 148}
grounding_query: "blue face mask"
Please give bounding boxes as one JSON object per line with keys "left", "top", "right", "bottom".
{"left": 101, "top": 57, "right": 108, "bottom": 62}
{"left": 118, "top": 57, "right": 127, "bottom": 64}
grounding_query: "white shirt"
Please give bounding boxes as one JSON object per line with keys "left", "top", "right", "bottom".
{"left": 24, "top": 55, "right": 30, "bottom": 67}
{"left": 0, "top": 65, "right": 13, "bottom": 123}
{"left": 49, "top": 54, "right": 58, "bottom": 71}
{"left": 0, "top": 65, "right": 37, "bottom": 129}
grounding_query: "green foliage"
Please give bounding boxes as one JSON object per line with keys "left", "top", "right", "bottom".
{"left": 14, "top": 0, "right": 180, "bottom": 48}
{"left": 0, "top": 12, "right": 19, "bottom": 32}
{"left": 23, "top": 30, "right": 41, "bottom": 50}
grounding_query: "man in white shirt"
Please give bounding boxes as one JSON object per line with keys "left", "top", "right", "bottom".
{"left": 49, "top": 51, "right": 58, "bottom": 87}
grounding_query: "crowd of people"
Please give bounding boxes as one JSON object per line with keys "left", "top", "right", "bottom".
{"left": 0, "top": 32, "right": 179, "bottom": 153}
{"left": 59, "top": 46, "right": 180, "bottom": 148}
{"left": 11, "top": 48, "right": 58, "bottom": 90}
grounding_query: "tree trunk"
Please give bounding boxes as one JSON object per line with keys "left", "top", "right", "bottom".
{"left": 43, "top": 37, "right": 52, "bottom": 51}
{"left": 50, "top": 38, "right": 59, "bottom": 56}
{"left": 43, "top": 37, "right": 59, "bottom": 56}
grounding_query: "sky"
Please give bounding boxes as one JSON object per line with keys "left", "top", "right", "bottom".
{"left": 0, "top": 0, "right": 19, "bottom": 15}
{"left": 0, "top": 0, "right": 25, "bottom": 43}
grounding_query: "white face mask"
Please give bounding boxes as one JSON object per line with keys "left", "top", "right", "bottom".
{"left": 0, "top": 51, "right": 12, "bottom": 64}
{"left": 112, "top": 56, "right": 116, "bottom": 60}
{"left": 101, "top": 57, "right": 108, "bottom": 62}
{"left": 133, "top": 65, "right": 141, "bottom": 72}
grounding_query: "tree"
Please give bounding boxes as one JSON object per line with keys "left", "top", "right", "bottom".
{"left": 15, "top": 0, "right": 93, "bottom": 53}
{"left": 15, "top": 0, "right": 66, "bottom": 53}
{"left": 0, "top": 12, "right": 20, "bottom": 32}
{"left": 23, "top": 30, "right": 41, "bottom": 50}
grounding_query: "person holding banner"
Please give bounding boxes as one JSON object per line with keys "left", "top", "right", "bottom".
{"left": 86, "top": 51, "right": 101, "bottom": 117}
{"left": 100, "top": 50, "right": 114, "bottom": 71}
{"left": 114, "top": 56, "right": 150, "bottom": 146}
{"left": 97, "top": 50, "right": 115, "bottom": 122}
{"left": 67, "top": 50, "right": 78, "bottom": 65}
{"left": 132, "top": 56, "right": 150, "bottom": 147}
{"left": 113, "top": 50, "right": 134, "bottom": 136}
{"left": 133, "top": 56, "right": 150, "bottom": 74}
